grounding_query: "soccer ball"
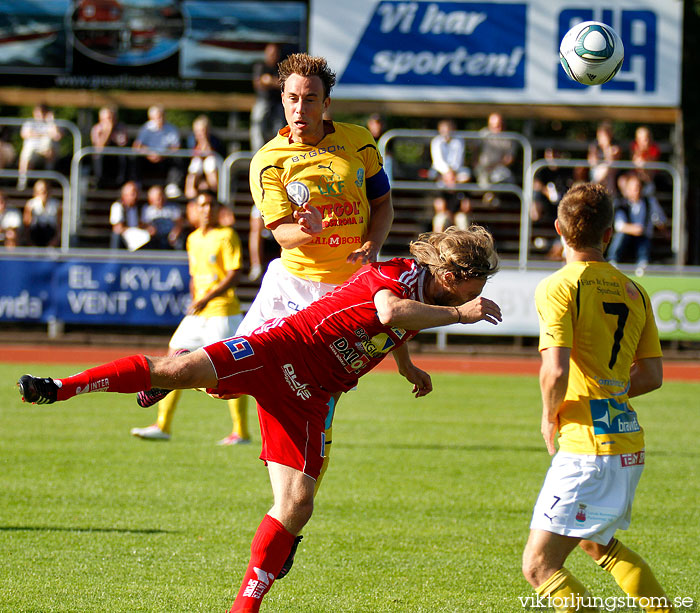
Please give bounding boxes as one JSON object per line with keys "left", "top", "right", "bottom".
{"left": 559, "top": 21, "right": 624, "bottom": 86}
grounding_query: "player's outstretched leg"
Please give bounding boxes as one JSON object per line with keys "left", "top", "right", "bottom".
{"left": 18, "top": 355, "right": 152, "bottom": 405}
{"left": 17, "top": 351, "right": 216, "bottom": 406}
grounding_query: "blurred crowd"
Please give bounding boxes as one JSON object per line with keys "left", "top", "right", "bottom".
{"left": 0, "top": 97, "right": 673, "bottom": 273}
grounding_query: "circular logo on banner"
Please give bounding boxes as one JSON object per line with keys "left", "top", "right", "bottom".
{"left": 651, "top": 290, "right": 700, "bottom": 335}
{"left": 285, "top": 181, "right": 310, "bottom": 207}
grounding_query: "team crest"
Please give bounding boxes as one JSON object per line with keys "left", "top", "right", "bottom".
{"left": 625, "top": 281, "right": 640, "bottom": 300}
{"left": 285, "top": 181, "right": 310, "bottom": 206}
{"left": 355, "top": 168, "right": 364, "bottom": 188}
{"left": 575, "top": 504, "right": 587, "bottom": 523}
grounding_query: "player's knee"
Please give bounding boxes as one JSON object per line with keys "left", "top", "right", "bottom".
{"left": 292, "top": 491, "right": 314, "bottom": 524}
{"left": 291, "top": 488, "right": 314, "bottom": 525}
{"left": 521, "top": 549, "right": 546, "bottom": 586}
{"left": 275, "top": 492, "right": 313, "bottom": 532}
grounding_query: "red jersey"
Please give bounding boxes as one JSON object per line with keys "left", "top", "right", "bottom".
{"left": 258, "top": 258, "right": 424, "bottom": 392}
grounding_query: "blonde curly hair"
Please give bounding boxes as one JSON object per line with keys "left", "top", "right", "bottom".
{"left": 409, "top": 225, "right": 499, "bottom": 280}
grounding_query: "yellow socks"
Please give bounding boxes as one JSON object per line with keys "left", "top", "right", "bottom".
{"left": 536, "top": 568, "right": 597, "bottom": 612}
{"left": 597, "top": 539, "right": 672, "bottom": 612}
{"left": 156, "top": 389, "right": 181, "bottom": 433}
{"left": 227, "top": 395, "right": 249, "bottom": 439}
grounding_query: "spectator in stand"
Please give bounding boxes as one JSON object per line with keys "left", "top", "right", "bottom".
{"left": 631, "top": 125, "right": 661, "bottom": 193}
{"left": 23, "top": 179, "right": 61, "bottom": 247}
{"left": 133, "top": 105, "right": 183, "bottom": 198}
{"left": 367, "top": 113, "right": 392, "bottom": 182}
{"left": 17, "top": 104, "right": 62, "bottom": 190}
{"left": 109, "top": 181, "right": 146, "bottom": 250}
{"left": 608, "top": 172, "right": 668, "bottom": 276}
{"left": 453, "top": 199, "right": 471, "bottom": 231}
{"left": 432, "top": 196, "right": 452, "bottom": 233}
{"left": 588, "top": 120, "right": 622, "bottom": 195}
{"left": 0, "top": 126, "right": 16, "bottom": 169}
{"left": 430, "top": 119, "right": 471, "bottom": 231}
{"left": 141, "top": 184, "right": 183, "bottom": 250}
{"left": 531, "top": 148, "right": 573, "bottom": 225}
{"left": 90, "top": 105, "right": 129, "bottom": 188}
{"left": 475, "top": 112, "right": 516, "bottom": 189}
{"left": 184, "top": 115, "right": 223, "bottom": 199}
{"left": 249, "top": 42, "right": 285, "bottom": 152}
{"left": 0, "top": 190, "right": 22, "bottom": 248}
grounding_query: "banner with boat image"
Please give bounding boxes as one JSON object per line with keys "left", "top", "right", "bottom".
{"left": 0, "top": 0, "right": 306, "bottom": 91}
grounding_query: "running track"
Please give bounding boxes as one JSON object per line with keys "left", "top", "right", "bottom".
{"left": 3, "top": 344, "right": 698, "bottom": 382}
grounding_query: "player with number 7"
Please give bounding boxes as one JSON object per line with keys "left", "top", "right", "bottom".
{"left": 522, "top": 182, "right": 673, "bottom": 612}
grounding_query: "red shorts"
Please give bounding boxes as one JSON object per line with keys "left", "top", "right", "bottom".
{"left": 203, "top": 334, "right": 330, "bottom": 480}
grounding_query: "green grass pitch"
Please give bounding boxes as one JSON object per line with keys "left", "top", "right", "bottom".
{"left": 1, "top": 362, "right": 698, "bottom": 612}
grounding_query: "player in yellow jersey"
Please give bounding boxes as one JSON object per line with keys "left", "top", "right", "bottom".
{"left": 522, "top": 183, "right": 673, "bottom": 612}
{"left": 229, "top": 53, "right": 393, "bottom": 576}
{"left": 130, "top": 190, "right": 249, "bottom": 444}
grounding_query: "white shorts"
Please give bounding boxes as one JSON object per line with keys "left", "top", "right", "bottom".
{"left": 169, "top": 313, "right": 243, "bottom": 352}
{"left": 236, "top": 258, "right": 337, "bottom": 336}
{"left": 529, "top": 451, "right": 645, "bottom": 545}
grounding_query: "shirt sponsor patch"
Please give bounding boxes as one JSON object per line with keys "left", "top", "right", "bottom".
{"left": 620, "top": 450, "right": 645, "bottom": 467}
{"left": 590, "top": 398, "right": 641, "bottom": 435}
{"left": 285, "top": 181, "right": 310, "bottom": 206}
{"left": 223, "top": 337, "right": 254, "bottom": 361}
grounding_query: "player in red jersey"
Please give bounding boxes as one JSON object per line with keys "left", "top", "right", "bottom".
{"left": 19, "top": 226, "right": 501, "bottom": 613}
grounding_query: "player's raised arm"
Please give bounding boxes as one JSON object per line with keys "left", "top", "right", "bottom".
{"left": 374, "top": 289, "right": 501, "bottom": 330}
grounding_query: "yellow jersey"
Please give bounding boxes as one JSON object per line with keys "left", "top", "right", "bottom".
{"left": 186, "top": 226, "right": 242, "bottom": 318}
{"left": 249, "top": 121, "right": 387, "bottom": 284}
{"left": 535, "top": 261, "right": 662, "bottom": 455}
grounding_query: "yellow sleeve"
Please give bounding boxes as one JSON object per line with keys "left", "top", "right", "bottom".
{"left": 536, "top": 275, "right": 574, "bottom": 351}
{"left": 634, "top": 285, "right": 663, "bottom": 360}
{"left": 221, "top": 229, "right": 242, "bottom": 272}
{"left": 249, "top": 150, "right": 293, "bottom": 227}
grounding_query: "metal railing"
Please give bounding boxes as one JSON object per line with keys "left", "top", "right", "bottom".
{"left": 69, "top": 146, "right": 224, "bottom": 238}
{"left": 55, "top": 135, "right": 684, "bottom": 269}
{"left": 377, "top": 127, "right": 533, "bottom": 185}
{"left": 378, "top": 128, "right": 533, "bottom": 264}
{"left": 219, "top": 151, "right": 254, "bottom": 205}
{"left": 526, "top": 159, "right": 684, "bottom": 269}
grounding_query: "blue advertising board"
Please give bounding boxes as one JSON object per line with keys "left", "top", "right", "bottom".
{"left": 0, "top": 256, "right": 190, "bottom": 327}
{"left": 310, "top": 0, "right": 682, "bottom": 107}
{"left": 341, "top": 2, "right": 526, "bottom": 88}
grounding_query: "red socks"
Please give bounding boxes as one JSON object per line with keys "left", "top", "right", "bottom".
{"left": 56, "top": 355, "right": 151, "bottom": 401}
{"left": 230, "top": 515, "right": 296, "bottom": 613}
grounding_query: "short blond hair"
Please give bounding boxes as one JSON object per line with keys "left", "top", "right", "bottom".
{"left": 557, "top": 183, "right": 613, "bottom": 250}
{"left": 409, "top": 225, "right": 499, "bottom": 280}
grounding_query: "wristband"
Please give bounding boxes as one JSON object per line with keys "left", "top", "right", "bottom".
{"left": 453, "top": 306, "right": 462, "bottom": 324}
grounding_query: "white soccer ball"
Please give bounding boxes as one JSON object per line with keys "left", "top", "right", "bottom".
{"left": 559, "top": 21, "right": 624, "bottom": 86}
